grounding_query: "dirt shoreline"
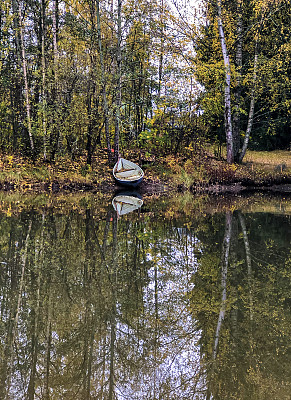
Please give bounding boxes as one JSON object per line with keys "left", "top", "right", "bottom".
{"left": 0, "top": 177, "right": 291, "bottom": 195}
{"left": 191, "top": 182, "right": 291, "bottom": 194}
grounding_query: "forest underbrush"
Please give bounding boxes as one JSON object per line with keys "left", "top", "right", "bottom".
{"left": 0, "top": 149, "right": 290, "bottom": 194}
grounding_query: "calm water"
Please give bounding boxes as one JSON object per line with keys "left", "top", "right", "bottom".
{"left": 0, "top": 194, "right": 290, "bottom": 399}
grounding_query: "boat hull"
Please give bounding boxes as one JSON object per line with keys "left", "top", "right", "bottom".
{"left": 113, "top": 158, "right": 144, "bottom": 187}
{"left": 114, "top": 176, "right": 143, "bottom": 187}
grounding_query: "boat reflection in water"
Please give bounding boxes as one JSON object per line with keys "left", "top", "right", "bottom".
{"left": 112, "top": 193, "right": 143, "bottom": 216}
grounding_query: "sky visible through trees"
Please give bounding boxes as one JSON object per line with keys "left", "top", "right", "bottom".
{"left": 0, "top": 0, "right": 290, "bottom": 164}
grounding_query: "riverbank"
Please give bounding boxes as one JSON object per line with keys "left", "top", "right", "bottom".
{"left": 0, "top": 149, "right": 290, "bottom": 194}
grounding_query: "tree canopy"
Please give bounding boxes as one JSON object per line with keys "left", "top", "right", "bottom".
{"left": 0, "top": 0, "right": 290, "bottom": 164}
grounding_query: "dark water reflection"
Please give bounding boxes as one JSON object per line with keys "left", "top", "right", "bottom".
{"left": 0, "top": 196, "right": 290, "bottom": 399}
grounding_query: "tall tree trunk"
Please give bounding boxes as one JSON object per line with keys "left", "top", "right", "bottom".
{"left": 233, "top": 0, "right": 243, "bottom": 163}
{"left": 18, "top": 0, "right": 35, "bottom": 156}
{"left": 114, "top": 0, "right": 122, "bottom": 163}
{"left": 158, "top": 0, "right": 164, "bottom": 101}
{"left": 41, "top": 0, "right": 47, "bottom": 160}
{"left": 87, "top": 1, "right": 102, "bottom": 166}
{"left": 87, "top": 3, "right": 96, "bottom": 166}
{"left": 96, "top": 0, "right": 112, "bottom": 165}
{"left": 12, "top": 0, "right": 21, "bottom": 64}
{"left": 11, "top": 0, "right": 23, "bottom": 147}
{"left": 50, "top": 0, "right": 60, "bottom": 160}
{"left": 52, "top": 0, "right": 58, "bottom": 74}
{"left": 239, "top": 45, "right": 258, "bottom": 162}
{"left": 217, "top": 0, "right": 233, "bottom": 163}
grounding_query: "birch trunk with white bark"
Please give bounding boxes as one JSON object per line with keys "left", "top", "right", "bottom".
{"left": 239, "top": 48, "right": 258, "bottom": 162}
{"left": 233, "top": 0, "right": 243, "bottom": 162}
{"left": 217, "top": 0, "right": 233, "bottom": 163}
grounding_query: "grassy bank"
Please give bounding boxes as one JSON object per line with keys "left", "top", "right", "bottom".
{"left": 0, "top": 149, "right": 290, "bottom": 193}
{"left": 146, "top": 149, "right": 291, "bottom": 192}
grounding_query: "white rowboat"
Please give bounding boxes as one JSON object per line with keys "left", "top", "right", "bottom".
{"left": 113, "top": 158, "right": 144, "bottom": 187}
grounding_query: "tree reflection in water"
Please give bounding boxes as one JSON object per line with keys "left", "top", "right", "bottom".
{"left": 0, "top": 202, "right": 290, "bottom": 399}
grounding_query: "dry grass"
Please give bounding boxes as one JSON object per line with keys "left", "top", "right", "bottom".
{"left": 243, "top": 150, "right": 290, "bottom": 165}
{"left": 161, "top": 148, "right": 291, "bottom": 190}
{"left": 0, "top": 153, "right": 104, "bottom": 188}
{"left": 0, "top": 149, "right": 290, "bottom": 192}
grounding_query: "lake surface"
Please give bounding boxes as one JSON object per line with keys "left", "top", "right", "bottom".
{"left": 0, "top": 193, "right": 290, "bottom": 399}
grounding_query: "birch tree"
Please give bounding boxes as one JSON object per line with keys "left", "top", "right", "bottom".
{"left": 196, "top": 0, "right": 289, "bottom": 162}
{"left": 18, "top": 0, "right": 35, "bottom": 155}
{"left": 216, "top": 0, "right": 233, "bottom": 163}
